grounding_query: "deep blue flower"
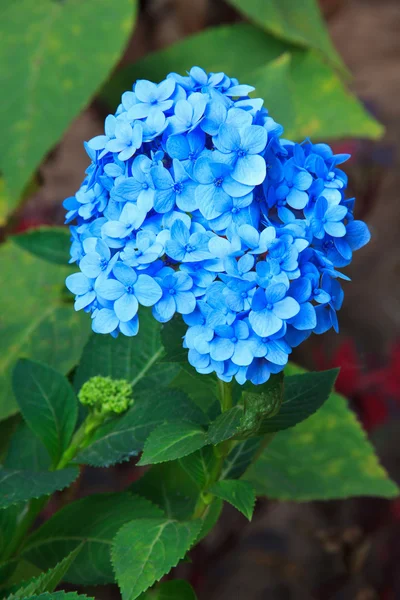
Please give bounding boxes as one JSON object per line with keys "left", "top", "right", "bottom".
{"left": 153, "top": 268, "right": 196, "bottom": 322}
{"left": 310, "top": 196, "right": 348, "bottom": 239}
{"left": 249, "top": 283, "right": 300, "bottom": 337}
{"left": 152, "top": 159, "right": 197, "bottom": 213}
{"left": 96, "top": 262, "right": 162, "bottom": 322}
{"left": 214, "top": 124, "right": 268, "bottom": 185}
{"left": 166, "top": 220, "right": 210, "bottom": 262}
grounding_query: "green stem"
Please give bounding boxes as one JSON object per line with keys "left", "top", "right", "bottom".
{"left": 193, "top": 381, "right": 234, "bottom": 519}
{"left": 3, "top": 410, "right": 108, "bottom": 561}
{"left": 218, "top": 379, "right": 233, "bottom": 413}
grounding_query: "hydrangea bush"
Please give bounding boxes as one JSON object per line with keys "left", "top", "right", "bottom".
{"left": 65, "top": 66, "right": 370, "bottom": 386}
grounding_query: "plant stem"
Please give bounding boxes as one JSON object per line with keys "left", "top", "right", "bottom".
{"left": 218, "top": 379, "right": 233, "bottom": 413}
{"left": 193, "top": 381, "right": 234, "bottom": 519}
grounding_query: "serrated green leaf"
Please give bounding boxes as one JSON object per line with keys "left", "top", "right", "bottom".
{"left": 13, "top": 360, "right": 77, "bottom": 465}
{"left": 0, "top": 0, "right": 137, "bottom": 201}
{"left": 207, "top": 407, "right": 243, "bottom": 445}
{"left": 75, "top": 388, "right": 208, "bottom": 467}
{"left": 220, "top": 438, "right": 262, "bottom": 480}
{"left": 225, "top": 0, "right": 345, "bottom": 71}
{"left": 7, "top": 545, "right": 82, "bottom": 599}
{"left": 74, "top": 309, "right": 179, "bottom": 393}
{"left": 179, "top": 447, "right": 215, "bottom": 490}
{"left": 244, "top": 369, "right": 399, "bottom": 500}
{"left": 0, "top": 468, "right": 78, "bottom": 509}
{"left": 102, "top": 24, "right": 382, "bottom": 141}
{"left": 256, "top": 369, "right": 338, "bottom": 434}
{"left": 112, "top": 518, "right": 202, "bottom": 600}
{"left": 0, "top": 243, "right": 90, "bottom": 422}
{"left": 23, "top": 494, "right": 162, "bottom": 585}
{"left": 209, "top": 480, "right": 256, "bottom": 521}
{"left": 11, "top": 228, "right": 71, "bottom": 266}
{"left": 139, "top": 422, "right": 208, "bottom": 466}
{"left": 138, "top": 580, "right": 197, "bottom": 600}
{"left": 5, "top": 423, "right": 51, "bottom": 471}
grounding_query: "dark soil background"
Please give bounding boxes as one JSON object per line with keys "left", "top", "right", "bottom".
{"left": 15, "top": 1, "right": 400, "bottom": 598}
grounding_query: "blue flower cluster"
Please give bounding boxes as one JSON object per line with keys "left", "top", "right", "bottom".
{"left": 65, "top": 67, "right": 370, "bottom": 385}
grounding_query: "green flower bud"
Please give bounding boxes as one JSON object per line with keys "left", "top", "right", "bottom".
{"left": 78, "top": 376, "right": 133, "bottom": 415}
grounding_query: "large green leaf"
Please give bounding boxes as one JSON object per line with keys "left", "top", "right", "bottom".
{"left": 0, "top": 468, "right": 78, "bottom": 509}
{"left": 112, "top": 518, "right": 202, "bottom": 600}
{"left": 7, "top": 545, "right": 82, "bottom": 600}
{"left": 11, "top": 228, "right": 71, "bottom": 266}
{"left": 138, "top": 580, "right": 197, "bottom": 600}
{"left": 103, "top": 24, "right": 382, "bottom": 141}
{"left": 226, "top": 0, "right": 345, "bottom": 71}
{"left": 131, "top": 462, "right": 200, "bottom": 520}
{"left": 244, "top": 389, "right": 399, "bottom": 500}
{"left": 23, "top": 494, "right": 162, "bottom": 585}
{"left": 13, "top": 360, "right": 77, "bottom": 465}
{"left": 0, "top": 0, "right": 137, "bottom": 203}
{"left": 75, "top": 389, "right": 208, "bottom": 467}
{"left": 0, "top": 505, "right": 20, "bottom": 559}
{"left": 74, "top": 309, "right": 179, "bottom": 393}
{"left": 256, "top": 369, "right": 338, "bottom": 434}
{"left": 208, "top": 480, "right": 256, "bottom": 520}
{"left": 0, "top": 243, "right": 90, "bottom": 421}
{"left": 139, "top": 422, "right": 208, "bottom": 466}
{"left": 4, "top": 423, "right": 51, "bottom": 471}
{"left": 220, "top": 438, "right": 262, "bottom": 480}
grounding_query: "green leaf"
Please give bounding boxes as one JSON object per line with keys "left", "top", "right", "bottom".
{"left": 0, "top": 505, "right": 20, "bottom": 559}
{"left": 74, "top": 309, "right": 179, "bottom": 393}
{"left": 179, "top": 447, "right": 215, "bottom": 490}
{"left": 160, "top": 317, "right": 187, "bottom": 363}
{"left": 244, "top": 378, "right": 399, "bottom": 500}
{"left": 11, "top": 228, "right": 71, "bottom": 266}
{"left": 169, "top": 368, "right": 219, "bottom": 416}
{"left": 0, "top": 415, "right": 20, "bottom": 463}
{"left": 7, "top": 545, "right": 82, "bottom": 599}
{"left": 207, "top": 407, "right": 243, "bottom": 445}
{"left": 131, "top": 462, "right": 199, "bottom": 520}
{"left": 138, "top": 422, "right": 207, "bottom": 466}
{"left": 112, "top": 518, "right": 202, "bottom": 600}
{"left": 23, "top": 594, "right": 94, "bottom": 600}
{"left": 208, "top": 480, "right": 256, "bottom": 520}
{"left": 138, "top": 580, "right": 197, "bottom": 600}
{"left": 220, "top": 438, "right": 262, "bottom": 480}
{"left": 0, "top": 0, "right": 137, "bottom": 201}
{"left": 75, "top": 388, "right": 208, "bottom": 467}
{"left": 256, "top": 369, "right": 338, "bottom": 435}
{"left": 13, "top": 360, "right": 77, "bottom": 465}
{"left": 103, "top": 24, "right": 382, "bottom": 141}
{"left": 0, "top": 468, "right": 78, "bottom": 509}
{"left": 23, "top": 493, "right": 162, "bottom": 585}
{"left": 0, "top": 242, "right": 90, "bottom": 422}
{"left": 225, "top": 0, "right": 344, "bottom": 71}
{"left": 5, "top": 423, "right": 51, "bottom": 471}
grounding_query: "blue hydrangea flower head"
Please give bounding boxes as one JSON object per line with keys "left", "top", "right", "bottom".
{"left": 65, "top": 67, "right": 370, "bottom": 385}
